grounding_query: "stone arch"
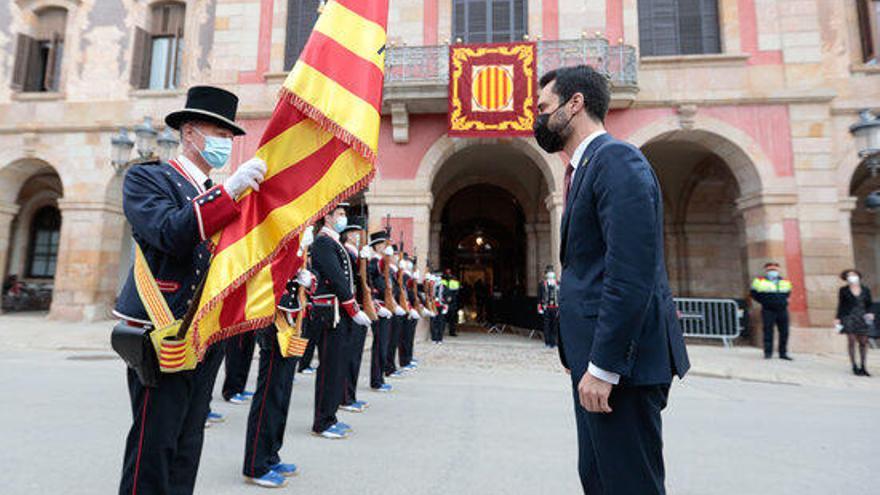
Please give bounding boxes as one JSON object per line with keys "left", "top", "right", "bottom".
{"left": 415, "top": 135, "right": 562, "bottom": 195}
{"left": 627, "top": 115, "right": 779, "bottom": 198}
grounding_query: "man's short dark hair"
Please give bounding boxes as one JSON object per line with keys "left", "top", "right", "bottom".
{"left": 539, "top": 65, "right": 610, "bottom": 123}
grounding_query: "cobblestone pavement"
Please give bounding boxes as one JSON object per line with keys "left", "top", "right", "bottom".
{"left": 1, "top": 315, "right": 878, "bottom": 494}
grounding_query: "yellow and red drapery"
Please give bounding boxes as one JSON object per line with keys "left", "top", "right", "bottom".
{"left": 161, "top": 0, "right": 390, "bottom": 367}
{"left": 448, "top": 42, "right": 537, "bottom": 137}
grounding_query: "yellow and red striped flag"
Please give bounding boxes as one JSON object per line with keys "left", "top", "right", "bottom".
{"left": 186, "top": 0, "right": 390, "bottom": 361}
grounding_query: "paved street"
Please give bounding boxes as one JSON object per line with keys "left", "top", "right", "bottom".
{"left": 0, "top": 316, "right": 878, "bottom": 494}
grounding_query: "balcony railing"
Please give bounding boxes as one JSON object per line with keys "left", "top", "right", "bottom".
{"left": 384, "top": 38, "right": 638, "bottom": 87}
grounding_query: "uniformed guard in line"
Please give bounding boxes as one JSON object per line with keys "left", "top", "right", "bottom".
{"left": 339, "top": 216, "right": 372, "bottom": 413}
{"left": 310, "top": 204, "right": 372, "bottom": 438}
{"left": 113, "top": 86, "right": 268, "bottom": 494}
{"left": 537, "top": 266, "right": 560, "bottom": 349}
{"left": 750, "top": 261, "right": 794, "bottom": 360}
{"left": 398, "top": 255, "right": 421, "bottom": 371}
{"left": 241, "top": 237, "right": 314, "bottom": 488}
{"left": 367, "top": 231, "right": 395, "bottom": 391}
{"left": 385, "top": 246, "right": 407, "bottom": 379}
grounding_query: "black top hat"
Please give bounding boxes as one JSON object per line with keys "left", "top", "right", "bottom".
{"left": 165, "top": 86, "right": 246, "bottom": 136}
{"left": 369, "top": 230, "right": 389, "bottom": 246}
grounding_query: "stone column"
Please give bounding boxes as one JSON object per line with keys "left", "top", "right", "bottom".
{"left": 50, "top": 199, "right": 126, "bottom": 321}
{"left": 0, "top": 201, "right": 20, "bottom": 312}
{"left": 525, "top": 223, "right": 538, "bottom": 295}
{"left": 544, "top": 192, "right": 564, "bottom": 274}
{"left": 535, "top": 222, "right": 551, "bottom": 287}
{"left": 430, "top": 223, "right": 441, "bottom": 269}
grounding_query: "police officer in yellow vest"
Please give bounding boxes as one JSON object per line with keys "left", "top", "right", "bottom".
{"left": 750, "top": 261, "right": 794, "bottom": 360}
{"left": 441, "top": 271, "right": 461, "bottom": 337}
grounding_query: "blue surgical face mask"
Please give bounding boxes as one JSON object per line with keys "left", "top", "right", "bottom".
{"left": 334, "top": 215, "right": 348, "bottom": 233}
{"left": 193, "top": 127, "right": 232, "bottom": 169}
{"left": 766, "top": 270, "right": 779, "bottom": 280}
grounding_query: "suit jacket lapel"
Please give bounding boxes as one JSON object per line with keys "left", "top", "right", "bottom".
{"left": 559, "top": 133, "right": 611, "bottom": 264}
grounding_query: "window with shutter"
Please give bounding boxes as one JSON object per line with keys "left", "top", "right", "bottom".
{"left": 452, "top": 0, "right": 526, "bottom": 44}
{"left": 27, "top": 206, "right": 61, "bottom": 279}
{"left": 130, "top": 27, "right": 152, "bottom": 89}
{"left": 638, "top": 0, "right": 720, "bottom": 56}
{"left": 147, "top": 2, "right": 185, "bottom": 90}
{"left": 857, "top": 0, "right": 880, "bottom": 63}
{"left": 13, "top": 7, "right": 67, "bottom": 93}
{"left": 285, "top": 0, "right": 321, "bottom": 70}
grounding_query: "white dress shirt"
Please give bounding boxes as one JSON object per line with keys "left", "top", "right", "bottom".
{"left": 176, "top": 155, "right": 210, "bottom": 194}
{"left": 565, "top": 130, "right": 619, "bottom": 385}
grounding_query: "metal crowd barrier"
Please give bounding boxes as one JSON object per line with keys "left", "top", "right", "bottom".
{"left": 674, "top": 298, "right": 744, "bottom": 348}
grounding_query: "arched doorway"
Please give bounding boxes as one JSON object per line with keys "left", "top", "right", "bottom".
{"left": 850, "top": 163, "right": 880, "bottom": 288}
{"left": 1, "top": 160, "right": 64, "bottom": 312}
{"left": 641, "top": 134, "right": 749, "bottom": 299}
{"left": 429, "top": 141, "right": 552, "bottom": 326}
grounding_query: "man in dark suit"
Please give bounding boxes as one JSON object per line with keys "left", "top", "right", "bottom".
{"left": 534, "top": 66, "right": 690, "bottom": 494}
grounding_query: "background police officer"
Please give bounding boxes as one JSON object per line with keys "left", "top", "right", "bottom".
{"left": 538, "top": 266, "right": 560, "bottom": 349}
{"left": 114, "top": 86, "right": 267, "bottom": 494}
{"left": 750, "top": 261, "right": 794, "bottom": 360}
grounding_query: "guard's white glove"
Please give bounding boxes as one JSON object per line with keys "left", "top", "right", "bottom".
{"left": 393, "top": 306, "right": 406, "bottom": 316}
{"left": 420, "top": 308, "right": 431, "bottom": 318}
{"left": 414, "top": 270, "right": 421, "bottom": 282}
{"left": 383, "top": 245, "right": 394, "bottom": 256}
{"left": 359, "top": 245, "right": 372, "bottom": 259}
{"left": 352, "top": 311, "right": 372, "bottom": 327}
{"left": 538, "top": 307, "right": 544, "bottom": 315}
{"left": 295, "top": 269, "right": 313, "bottom": 288}
{"left": 408, "top": 309, "right": 420, "bottom": 320}
{"left": 441, "top": 307, "right": 449, "bottom": 315}
{"left": 377, "top": 307, "right": 392, "bottom": 318}
{"left": 299, "top": 226, "right": 315, "bottom": 251}
{"left": 224, "top": 157, "right": 267, "bottom": 198}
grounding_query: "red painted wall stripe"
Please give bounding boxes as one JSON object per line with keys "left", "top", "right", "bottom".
{"left": 423, "top": 0, "right": 439, "bottom": 45}
{"left": 542, "top": 0, "right": 559, "bottom": 40}
{"left": 737, "top": 0, "right": 782, "bottom": 65}
{"left": 783, "top": 219, "right": 809, "bottom": 326}
{"left": 238, "top": 0, "right": 276, "bottom": 83}
{"left": 605, "top": 0, "right": 624, "bottom": 43}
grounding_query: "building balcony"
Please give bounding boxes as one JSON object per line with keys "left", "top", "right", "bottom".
{"left": 382, "top": 38, "right": 639, "bottom": 122}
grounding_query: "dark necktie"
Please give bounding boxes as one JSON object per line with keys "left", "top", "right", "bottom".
{"left": 563, "top": 164, "right": 574, "bottom": 204}
{"left": 204, "top": 178, "right": 213, "bottom": 190}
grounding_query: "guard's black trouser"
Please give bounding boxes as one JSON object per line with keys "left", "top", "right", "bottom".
{"left": 430, "top": 314, "right": 445, "bottom": 342}
{"left": 243, "top": 325, "right": 298, "bottom": 479}
{"left": 446, "top": 303, "right": 459, "bottom": 335}
{"left": 222, "top": 331, "right": 255, "bottom": 400}
{"left": 370, "top": 316, "right": 391, "bottom": 388}
{"left": 762, "top": 308, "right": 790, "bottom": 357}
{"left": 543, "top": 307, "right": 559, "bottom": 347}
{"left": 119, "top": 343, "right": 224, "bottom": 495}
{"left": 385, "top": 315, "right": 405, "bottom": 375}
{"left": 398, "top": 317, "right": 416, "bottom": 367}
{"left": 343, "top": 322, "right": 369, "bottom": 405}
{"left": 312, "top": 308, "right": 351, "bottom": 433}
{"left": 298, "top": 315, "right": 318, "bottom": 372}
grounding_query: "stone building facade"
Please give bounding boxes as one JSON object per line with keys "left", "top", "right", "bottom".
{"left": 0, "top": 0, "right": 878, "bottom": 353}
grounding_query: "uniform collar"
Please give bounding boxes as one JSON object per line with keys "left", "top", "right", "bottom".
{"left": 320, "top": 225, "right": 341, "bottom": 243}
{"left": 175, "top": 155, "right": 210, "bottom": 192}
{"left": 569, "top": 130, "right": 607, "bottom": 172}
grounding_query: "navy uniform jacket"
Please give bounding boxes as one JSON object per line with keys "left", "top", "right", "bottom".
{"left": 114, "top": 159, "right": 240, "bottom": 323}
{"left": 310, "top": 229, "right": 360, "bottom": 318}
{"left": 368, "top": 257, "right": 387, "bottom": 306}
{"left": 559, "top": 133, "right": 690, "bottom": 386}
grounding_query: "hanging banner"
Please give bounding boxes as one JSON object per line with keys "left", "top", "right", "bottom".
{"left": 448, "top": 42, "right": 537, "bottom": 137}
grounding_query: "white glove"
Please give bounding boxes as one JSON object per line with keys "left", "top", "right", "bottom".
{"left": 408, "top": 309, "right": 421, "bottom": 320}
{"left": 420, "top": 308, "right": 431, "bottom": 318}
{"left": 224, "top": 157, "right": 267, "bottom": 198}
{"left": 538, "top": 308, "right": 544, "bottom": 315}
{"left": 383, "top": 245, "right": 394, "bottom": 256}
{"left": 298, "top": 226, "right": 315, "bottom": 252}
{"left": 359, "top": 245, "right": 372, "bottom": 259}
{"left": 295, "top": 269, "right": 313, "bottom": 288}
{"left": 414, "top": 269, "right": 421, "bottom": 282}
{"left": 377, "top": 307, "right": 392, "bottom": 318}
{"left": 441, "top": 307, "right": 448, "bottom": 315}
{"left": 393, "top": 306, "right": 406, "bottom": 316}
{"left": 352, "top": 311, "right": 372, "bottom": 327}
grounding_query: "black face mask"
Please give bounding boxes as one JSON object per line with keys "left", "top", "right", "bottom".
{"left": 533, "top": 98, "right": 575, "bottom": 153}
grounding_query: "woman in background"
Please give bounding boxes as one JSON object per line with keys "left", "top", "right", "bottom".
{"left": 835, "top": 269, "right": 873, "bottom": 376}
